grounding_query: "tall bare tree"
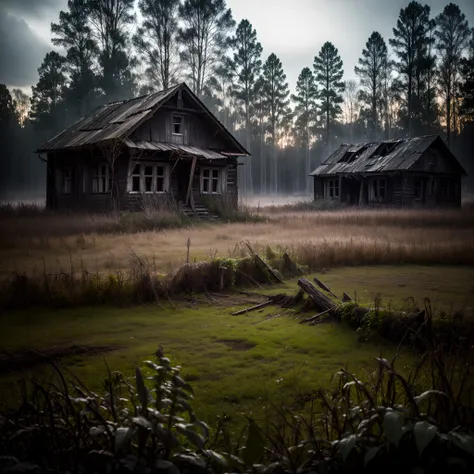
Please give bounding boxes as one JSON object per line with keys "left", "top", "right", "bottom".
{"left": 343, "top": 80, "right": 358, "bottom": 142}
{"left": 229, "top": 19, "right": 263, "bottom": 196}
{"left": 292, "top": 67, "right": 318, "bottom": 194}
{"left": 11, "top": 89, "right": 30, "bottom": 127}
{"left": 178, "top": 0, "right": 235, "bottom": 98}
{"left": 436, "top": 3, "right": 470, "bottom": 148}
{"left": 87, "top": 0, "right": 136, "bottom": 100}
{"left": 134, "top": 0, "right": 181, "bottom": 91}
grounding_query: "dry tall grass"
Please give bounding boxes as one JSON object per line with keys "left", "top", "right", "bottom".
{"left": 1, "top": 206, "right": 473, "bottom": 277}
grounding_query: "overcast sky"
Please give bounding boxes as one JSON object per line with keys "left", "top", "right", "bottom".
{"left": 1, "top": 0, "right": 473, "bottom": 94}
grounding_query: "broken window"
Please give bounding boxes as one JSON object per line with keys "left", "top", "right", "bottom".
{"left": 92, "top": 164, "right": 111, "bottom": 193}
{"left": 201, "top": 168, "right": 221, "bottom": 194}
{"left": 129, "top": 163, "right": 169, "bottom": 193}
{"left": 155, "top": 166, "right": 165, "bottom": 193}
{"left": 172, "top": 116, "right": 183, "bottom": 135}
{"left": 132, "top": 164, "right": 141, "bottom": 192}
{"left": 144, "top": 165, "right": 153, "bottom": 192}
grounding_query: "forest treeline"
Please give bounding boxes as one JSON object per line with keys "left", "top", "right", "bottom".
{"left": 1, "top": 0, "right": 474, "bottom": 200}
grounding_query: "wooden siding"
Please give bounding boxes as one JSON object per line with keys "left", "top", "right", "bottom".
{"left": 131, "top": 109, "right": 227, "bottom": 150}
{"left": 313, "top": 177, "right": 323, "bottom": 200}
{"left": 47, "top": 149, "right": 239, "bottom": 212}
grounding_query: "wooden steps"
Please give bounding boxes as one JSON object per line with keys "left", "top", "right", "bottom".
{"left": 179, "top": 203, "right": 220, "bottom": 222}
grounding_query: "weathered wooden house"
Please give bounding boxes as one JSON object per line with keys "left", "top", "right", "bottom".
{"left": 36, "top": 83, "right": 249, "bottom": 215}
{"left": 310, "top": 135, "right": 467, "bottom": 207}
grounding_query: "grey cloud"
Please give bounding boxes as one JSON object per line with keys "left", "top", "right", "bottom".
{"left": 1, "top": 0, "right": 65, "bottom": 18}
{"left": 0, "top": 12, "right": 51, "bottom": 87}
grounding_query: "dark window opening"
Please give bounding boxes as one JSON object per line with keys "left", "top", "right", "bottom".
{"left": 429, "top": 179, "right": 436, "bottom": 196}
{"left": 371, "top": 179, "right": 386, "bottom": 200}
{"left": 155, "top": 166, "right": 165, "bottom": 192}
{"left": 414, "top": 179, "right": 422, "bottom": 199}
{"left": 173, "top": 116, "right": 183, "bottom": 135}
{"left": 328, "top": 179, "right": 339, "bottom": 198}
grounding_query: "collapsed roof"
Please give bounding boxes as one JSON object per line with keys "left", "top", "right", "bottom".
{"left": 310, "top": 135, "right": 466, "bottom": 176}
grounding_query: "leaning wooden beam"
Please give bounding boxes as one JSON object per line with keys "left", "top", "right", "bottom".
{"left": 245, "top": 242, "right": 283, "bottom": 284}
{"left": 342, "top": 292, "right": 354, "bottom": 302}
{"left": 298, "top": 278, "right": 337, "bottom": 313}
{"left": 299, "top": 307, "right": 334, "bottom": 324}
{"left": 231, "top": 301, "right": 273, "bottom": 316}
{"left": 185, "top": 156, "right": 197, "bottom": 206}
{"left": 313, "top": 276, "right": 340, "bottom": 300}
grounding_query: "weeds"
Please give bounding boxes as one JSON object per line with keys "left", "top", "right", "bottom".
{"left": 1, "top": 334, "right": 473, "bottom": 473}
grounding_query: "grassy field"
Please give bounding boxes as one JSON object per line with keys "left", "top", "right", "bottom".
{"left": 1, "top": 205, "right": 473, "bottom": 428}
{"left": 1, "top": 207, "right": 474, "bottom": 276}
{"left": 1, "top": 266, "right": 473, "bottom": 428}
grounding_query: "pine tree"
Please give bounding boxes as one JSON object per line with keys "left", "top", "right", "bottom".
{"left": 460, "top": 29, "right": 474, "bottom": 124}
{"left": 389, "top": 1, "right": 434, "bottom": 137}
{"left": 313, "top": 42, "right": 344, "bottom": 151}
{"left": 30, "top": 52, "right": 67, "bottom": 130}
{"left": 229, "top": 19, "right": 263, "bottom": 195}
{"left": 87, "top": 0, "right": 136, "bottom": 101}
{"left": 134, "top": 0, "right": 180, "bottom": 91}
{"left": 261, "top": 53, "right": 292, "bottom": 194}
{"left": 355, "top": 32, "right": 388, "bottom": 140}
{"left": 51, "top": 0, "right": 99, "bottom": 118}
{"left": 178, "top": 0, "right": 235, "bottom": 98}
{"left": 292, "top": 67, "right": 318, "bottom": 194}
{"left": 436, "top": 3, "right": 471, "bottom": 148}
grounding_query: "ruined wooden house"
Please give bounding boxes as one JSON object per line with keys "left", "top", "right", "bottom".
{"left": 36, "top": 83, "right": 249, "bottom": 216}
{"left": 310, "top": 135, "right": 466, "bottom": 207}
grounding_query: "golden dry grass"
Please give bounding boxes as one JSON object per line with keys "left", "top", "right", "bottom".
{"left": 1, "top": 207, "right": 474, "bottom": 276}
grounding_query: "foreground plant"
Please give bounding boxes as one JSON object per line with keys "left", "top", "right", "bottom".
{"left": 1, "top": 342, "right": 474, "bottom": 473}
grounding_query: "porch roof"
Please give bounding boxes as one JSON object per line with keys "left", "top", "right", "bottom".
{"left": 123, "top": 139, "right": 236, "bottom": 160}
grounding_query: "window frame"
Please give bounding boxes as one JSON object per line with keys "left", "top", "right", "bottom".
{"left": 127, "top": 162, "right": 170, "bottom": 194}
{"left": 59, "top": 168, "right": 72, "bottom": 195}
{"left": 92, "top": 163, "right": 112, "bottom": 194}
{"left": 326, "top": 178, "right": 339, "bottom": 199}
{"left": 370, "top": 178, "right": 386, "bottom": 201}
{"left": 414, "top": 178, "right": 423, "bottom": 200}
{"left": 172, "top": 115, "right": 183, "bottom": 136}
{"left": 200, "top": 167, "right": 225, "bottom": 195}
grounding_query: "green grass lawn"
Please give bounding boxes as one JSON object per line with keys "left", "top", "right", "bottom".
{"left": 1, "top": 265, "right": 472, "bottom": 428}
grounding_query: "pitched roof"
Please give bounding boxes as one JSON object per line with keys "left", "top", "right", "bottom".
{"left": 36, "top": 83, "right": 249, "bottom": 156}
{"left": 310, "top": 135, "right": 467, "bottom": 176}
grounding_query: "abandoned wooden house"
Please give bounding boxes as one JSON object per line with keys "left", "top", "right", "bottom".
{"left": 36, "top": 83, "right": 249, "bottom": 216}
{"left": 310, "top": 135, "right": 467, "bottom": 207}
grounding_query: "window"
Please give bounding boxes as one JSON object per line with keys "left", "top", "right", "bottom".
{"left": 128, "top": 162, "right": 169, "bottom": 194}
{"left": 441, "top": 178, "right": 453, "bottom": 198}
{"left": 92, "top": 164, "right": 111, "bottom": 193}
{"left": 144, "top": 165, "right": 153, "bottom": 193}
{"left": 326, "top": 179, "right": 339, "bottom": 198}
{"left": 172, "top": 116, "right": 183, "bottom": 135}
{"left": 429, "top": 178, "right": 436, "bottom": 196}
{"left": 201, "top": 168, "right": 221, "bottom": 194}
{"left": 155, "top": 166, "right": 165, "bottom": 192}
{"left": 59, "top": 168, "right": 71, "bottom": 194}
{"left": 371, "top": 179, "right": 386, "bottom": 201}
{"left": 414, "top": 179, "right": 422, "bottom": 199}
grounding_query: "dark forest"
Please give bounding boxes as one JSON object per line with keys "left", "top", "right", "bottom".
{"left": 1, "top": 0, "right": 474, "bottom": 201}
